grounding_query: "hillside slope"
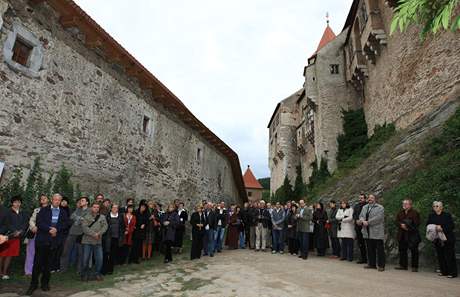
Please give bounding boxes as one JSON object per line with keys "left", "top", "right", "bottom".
{"left": 316, "top": 98, "right": 459, "bottom": 203}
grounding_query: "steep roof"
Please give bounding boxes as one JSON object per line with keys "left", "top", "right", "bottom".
{"left": 243, "top": 166, "right": 263, "bottom": 190}
{"left": 309, "top": 24, "right": 336, "bottom": 58}
{"left": 31, "top": 0, "right": 247, "bottom": 202}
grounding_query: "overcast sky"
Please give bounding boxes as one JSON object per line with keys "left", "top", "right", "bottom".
{"left": 74, "top": 0, "right": 354, "bottom": 179}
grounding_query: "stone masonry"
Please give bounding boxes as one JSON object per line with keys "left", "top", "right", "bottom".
{"left": 268, "top": 0, "right": 459, "bottom": 194}
{"left": 0, "top": 0, "right": 245, "bottom": 206}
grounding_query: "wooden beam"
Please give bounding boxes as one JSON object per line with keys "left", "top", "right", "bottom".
{"left": 28, "top": 0, "right": 46, "bottom": 5}
{"left": 85, "top": 34, "right": 103, "bottom": 49}
{"left": 126, "top": 66, "right": 141, "bottom": 76}
{"left": 59, "top": 15, "right": 80, "bottom": 28}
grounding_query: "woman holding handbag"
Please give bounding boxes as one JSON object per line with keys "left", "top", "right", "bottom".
{"left": 24, "top": 195, "right": 49, "bottom": 276}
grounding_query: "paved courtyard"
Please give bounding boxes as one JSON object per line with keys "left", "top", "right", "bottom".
{"left": 1, "top": 250, "right": 459, "bottom": 297}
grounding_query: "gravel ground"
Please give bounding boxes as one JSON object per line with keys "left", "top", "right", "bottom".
{"left": 1, "top": 249, "right": 459, "bottom": 297}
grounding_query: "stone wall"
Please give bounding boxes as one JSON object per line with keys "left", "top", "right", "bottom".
{"left": 268, "top": 90, "right": 301, "bottom": 194}
{"left": 310, "top": 29, "right": 361, "bottom": 173}
{"left": 362, "top": 1, "right": 460, "bottom": 134}
{"left": 0, "top": 0, "right": 242, "bottom": 206}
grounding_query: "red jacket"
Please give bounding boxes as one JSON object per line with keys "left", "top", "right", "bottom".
{"left": 123, "top": 214, "right": 136, "bottom": 246}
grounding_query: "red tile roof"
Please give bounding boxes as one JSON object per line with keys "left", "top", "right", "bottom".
{"left": 243, "top": 166, "right": 263, "bottom": 189}
{"left": 310, "top": 24, "right": 336, "bottom": 58}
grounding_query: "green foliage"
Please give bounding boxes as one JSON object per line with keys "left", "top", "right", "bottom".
{"left": 307, "top": 122, "right": 395, "bottom": 200}
{"left": 258, "top": 177, "right": 270, "bottom": 190}
{"left": 308, "top": 158, "right": 330, "bottom": 191}
{"left": 75, "top": 183, "right": 82, "bottom": 199}
{"left": 262, "top": 189, "right": 271, "bottom": 202}
{"left": 44, "top": 171, "right": 54, "bottom": 198}
{"left": 391, "top": 0, "right": 460, "bottom": 39}
{"left": 23, "top": 157, "right": 43, "bottom": 211}
{"left": 53, "top": 164, "right": 74, "bottom": 203}
{"left": 337, "top": 109, "right": 368, "bottom": 163}
{"left": 339, "top": 123, "right": 396, "bottom": 171}
{"left": 383, "top": 107, "right": 460, "bottom": 257}
{"left": 293, "top": 165, "right": 307, "bottom": 199}
{"left": 272, "top": 175, "right": 294, "bottom": 203}
{"left": 0, "top": 168, "right": 25, "bottom": 207}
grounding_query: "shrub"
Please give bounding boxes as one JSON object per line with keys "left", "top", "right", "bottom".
{"left": 383, "top": 107, "right": 460, "bottom": 259}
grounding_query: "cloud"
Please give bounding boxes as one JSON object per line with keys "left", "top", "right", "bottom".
{"left": 75, "top": 0, "right": 354, "bottom": 179}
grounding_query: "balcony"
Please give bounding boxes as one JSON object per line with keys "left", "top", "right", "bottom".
{"left": 360, "top": 0, "right": 387, "bottom": 64}
{"left": 349, "top": 49, "right": 368, "bottom": 91}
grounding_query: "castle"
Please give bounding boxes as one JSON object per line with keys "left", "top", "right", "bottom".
{"left": 0, "top": 0, "right": 246, "bottom": 205}
{"left": 268, "top": 0, "right": 460, "bottom": 195}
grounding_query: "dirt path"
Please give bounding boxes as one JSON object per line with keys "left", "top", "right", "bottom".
{"left": 1, "top": 250, "right": 459, "bottom": 297}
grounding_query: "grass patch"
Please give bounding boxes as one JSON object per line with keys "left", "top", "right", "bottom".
{"left": 309, "top": 122, "right": 396, "bottom": 199}
{"left": 383, "top": 107, "right": 460, "bottom": 258}
{"left": 180, "top": 277, "right": 209, "bottom": 291}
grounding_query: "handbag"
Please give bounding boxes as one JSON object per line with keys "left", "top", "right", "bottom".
{"left": 76, "top": 214, "right": 100, "bottom": 244}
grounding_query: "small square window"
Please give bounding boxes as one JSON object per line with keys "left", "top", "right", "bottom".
{"left": 142, "top": 115, "right": 150, "bottom": 135}
{"left": 12, "top": 38, "right": 32, "bottom": 67}
{"left": 330, "top": 64, "right": 339, "bottom": 74}
{"left": 248, "top": 191, "right": 252, "bottom": 197}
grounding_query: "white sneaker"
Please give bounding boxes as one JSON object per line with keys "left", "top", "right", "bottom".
{"left": 2, "top": 275, "right": 10, "bottom": 280}
{"left": 280, "top": 251, "right": 284, "bottom": 255}
{"left": 272, "top": 250, "right": 276, "bottom": 254}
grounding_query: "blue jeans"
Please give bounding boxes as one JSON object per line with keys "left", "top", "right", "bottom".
{"left": 239, "top": 231, "right": 246, "bottom": 249}
{"left": 82, "top": 244, "right": 103, "bottom": 277}
{"left": 207, "top": 229, "right": 215, "bottom": 256}
{"left": 214, "top": 226, "right": 225, "bottom": 252}
{"left": 272, "top": 229, "right": 284, "bottom": 252}
{"left": 297, "top": 232, "right": 309, "bottom": 258}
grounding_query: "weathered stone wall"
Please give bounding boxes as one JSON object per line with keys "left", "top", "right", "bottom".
{"left": 0, "top": 1, "right": 241, "bottom": 206}
{"left": 268, "top": 91, "right": 301, "bottom": 194}
{"left": 246, "top": 188, "right": 262, "bottom": 203}
{"left": 308, "top": 29, "right": 361, "bottom": 173}
{"left": 362, "top": 1, "right": 460, "bottom": 134}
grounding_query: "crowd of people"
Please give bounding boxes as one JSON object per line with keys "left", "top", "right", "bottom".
{"left": 190, "top": 194, "right": 457, "bottom": 279}
{"left": 0, "top": 192, "right": 457, "bottom": 296}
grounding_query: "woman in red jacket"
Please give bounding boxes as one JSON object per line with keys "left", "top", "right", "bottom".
{"left": 120, "top": 205, "right": 136, "bottom": 265}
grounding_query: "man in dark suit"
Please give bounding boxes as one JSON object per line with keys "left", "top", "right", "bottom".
{"left": 26, "top": 193, "right": 70, "bottom": 295}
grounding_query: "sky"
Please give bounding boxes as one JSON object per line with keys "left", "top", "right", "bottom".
{"left": 74, "top": 0, "right": 354, "bottom": 179}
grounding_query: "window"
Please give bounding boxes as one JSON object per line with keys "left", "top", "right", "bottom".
{"left": 142, "top": 115, "right": 150, "bottom": 135}
{"left": 12, "top": 38, "right": 32, "bottom": 66}
{"left": 196, "top": 148, "right": 202, "bottom": 162}
{"left": 330, "top": 64, "right": 339, "bottom": 74}
{"left": 3, "top": 22, "right": 44, "bottom": 78}
{"left": 248, "top": 191, "right": 252, "bottom": 197}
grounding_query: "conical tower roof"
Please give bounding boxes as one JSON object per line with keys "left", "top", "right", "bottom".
{"left": 243, "top": 166, "right": 263, "bottom": 189}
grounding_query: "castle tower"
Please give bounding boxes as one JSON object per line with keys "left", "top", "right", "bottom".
{"left": 243, "top": 165, "right": 264, "bottom": 203}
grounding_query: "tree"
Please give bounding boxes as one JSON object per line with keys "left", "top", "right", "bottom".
{"left": 293, "top": 165, "right": 307, "bottom": 200}
{"left": 337, "top": 109, "right": 368, "bottom": 163}
{"left": 273, "top": 175, "right": 294, "bottom": 203}
{"left": 53, "top": 164, "right": 74, "bottom": 203}
{"left": 0, "top": 168, "right": 25, "bottom": 207}
{"left": 308, "top": 158, "right": 330, "bottom": 191}
{"left": 391, "top": 0, "right": 460, "bottom": 39}
{"left": 43, "top": 171, "right": 54, "bottom": 198}
{"left": 23, "top": 157, "right": 43, "bottom": 211}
